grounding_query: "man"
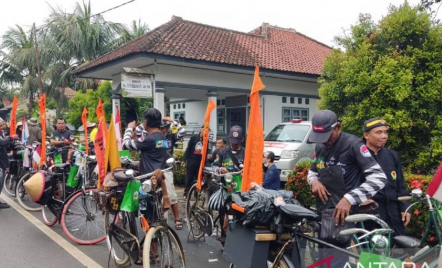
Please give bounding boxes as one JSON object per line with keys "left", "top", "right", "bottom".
{"left": 262, "top": 151, "right": 280, "bottom": 190}
{"left": 27, "top": 118, "right": 42, "bottom": 145}
{"left": 183, "top": 125, "right": 214, "bottom": 196}
{"left": 207, "top": 138, "right": 227, "bottom": 164}
{"left": 0, "top": 126, "right": 19, "bottom": 208}
{"left": 362, "top": 118, "right": 411, "bottom": 236}
{"left": 50, "top": 117, "right": 74, "bottom": 163}
{"left": 212, "top": 125, "right": 245, "bottom": 174}
{"left": 123, "top": 108, "right": 170, "bottom": 223}
{"left": 307, "top": 110, "right": 387, "bottom": 267}
{"left": 159, "top": 119, "right": 183, "bottom": 230}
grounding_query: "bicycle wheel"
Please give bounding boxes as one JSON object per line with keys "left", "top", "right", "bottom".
{"left": 60, "top": 189, "right": 106, "bottom": 245}
{"left": 143, "top": 225, "right": 185, "bottom": 268}
{"left": 16, "top": 173, "right": 41, "bottom": 211}
{"left": 41, "top": 205, "right": 58, "bottom": 226}
{"left": 3, "top": 171, "right": 16, "bottom": 196}
{"left": 185, "top": 183, "right": 207, "bottom": 239}
{"left": 104, "top": 211, "right": 130, "bottom": 266}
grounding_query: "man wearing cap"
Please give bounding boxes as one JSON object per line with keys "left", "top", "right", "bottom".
{"left": 50, "top": 117, "right": 74, "bottom": 163}
{"left": 362, "top": 118, "right": 411, "bottom": 236}
{"left": 307, "top": 110, "right": 387, "bottom": 267}
{"left": 212, "top": 125, "right": 245, "bottom": 175}
{"left": 182, "top": 125, "right": 214, "bottom": 197}
{"left": 27, "top": 118, "right": 42, "bottom": 145}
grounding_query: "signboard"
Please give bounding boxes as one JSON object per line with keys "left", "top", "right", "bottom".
{"left": 121, "top": 73, "right": 153, "bottom": 98}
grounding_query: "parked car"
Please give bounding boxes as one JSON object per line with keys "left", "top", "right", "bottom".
{"left": 264, "top": 119, "right": 315, "bottom": 181}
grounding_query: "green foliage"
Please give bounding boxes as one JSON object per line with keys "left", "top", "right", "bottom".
{"left": 285, "top": 160, "right": 314, "bottom": 209}
{"left": 68, "top": 81, "right": 113, "bottom": 128}
{"left": 319, "top": 3, "right": 442, "bottom": 173}
{"left": 173, "top": 150, "right": 186, "bottom": 187}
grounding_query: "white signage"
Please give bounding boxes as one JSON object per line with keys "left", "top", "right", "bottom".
{"left": 121, "top": 73, "right": 153, "bottom": 98}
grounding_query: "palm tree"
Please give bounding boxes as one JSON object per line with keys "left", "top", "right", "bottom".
{"left": 119, "top": 19, "right": 150, "bottom": 45}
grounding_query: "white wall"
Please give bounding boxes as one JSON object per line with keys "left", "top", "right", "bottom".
{"left": 169, "top": 100, "right": 207, "bottom": 127}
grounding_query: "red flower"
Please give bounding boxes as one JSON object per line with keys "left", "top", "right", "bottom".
{"left": 414, "top": 209, "right": 420, "bottom": 216}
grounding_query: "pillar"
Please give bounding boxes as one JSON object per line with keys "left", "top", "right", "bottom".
{"left": 111, "top": 75, "right": 121, "bottom": 122}
{"left": 206, "top": 90, "right": 218, "bottom": 143}
{"left": 154, "top": 87, "right": 165, "bottom": 116}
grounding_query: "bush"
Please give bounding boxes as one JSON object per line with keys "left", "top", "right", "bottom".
{"left": 173, "top": 150, "right": 186, "bottom": 187}
{"left": 285, "top": 160, "right": 315, "bottom": 209}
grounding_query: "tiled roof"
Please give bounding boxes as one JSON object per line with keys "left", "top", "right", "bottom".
{"left": 58, "top": 87, "right": 76, "bottom": 99}
{"left": 74, "top": 16, "right": 332, "bottom": 76}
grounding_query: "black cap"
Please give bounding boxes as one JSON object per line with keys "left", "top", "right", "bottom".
{"left": 363, "top": 118, "right": 388, "bottom": 132}
{"left": 308, "top": 110, "right": 338, "bottom": 143}
{"left": 228, "top": 125, "right": 244, "bottom": 144}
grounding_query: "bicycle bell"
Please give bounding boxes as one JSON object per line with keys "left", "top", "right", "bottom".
{"left": 125, "top": 169, "right": 135, "bottom": 178}
{"left": 411, "top": 189, "right": 423, "bottom": 198}
{"left": 166, "top": 158, "right": 175, "bottom": 167}
{"left": 142, "top": 180, "right": 152, "bottom": 193}
{"left": 225, "top": 173, "right": 233, "bottom": 183}
{"left": 371, "top": 234, "right": 389, "bottom": 251}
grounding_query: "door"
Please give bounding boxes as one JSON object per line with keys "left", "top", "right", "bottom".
{"left": 227, "top": 107, "right": 247, "bottom": 137}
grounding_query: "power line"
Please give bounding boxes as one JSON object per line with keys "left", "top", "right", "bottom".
{"left": 35, "top": 0, "right": 136, "bottom": 33}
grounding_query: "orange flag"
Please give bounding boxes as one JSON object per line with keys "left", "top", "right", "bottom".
{"left": 94, "top": 118, "right": 106, "bottom": 188}
{"left": 242, "top": 66, "right": 265, "bottom": 191}
{"left": 38, "top": 94, "right": 47, "bottom": 166}
{"left": 81, "top": 107, "right": 88, "bottom": 155}
{"left": 197, "top": 100, "right": 216, "bottom": 190}
{"left": 96, "top": 98, "right": 105, "bottom": 122}
{"left": 9, "top": 96, "right": 18, "bottom": 136}
{"left": 106, "top": 115, "right": 122, "bottom": 172}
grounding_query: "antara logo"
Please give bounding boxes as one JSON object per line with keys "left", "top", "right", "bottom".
{"left": 313, "top": 125, "right": 325, "bottom": 132}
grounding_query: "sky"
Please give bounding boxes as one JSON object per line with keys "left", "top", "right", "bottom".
{"left": 0, "top": 0, "right": 441, "bottom": 47}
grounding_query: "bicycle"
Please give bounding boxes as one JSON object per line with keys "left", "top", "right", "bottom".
{"left": 185, "top": 167, "right": 242, "bottom": 242}
{"left": 3, "top": 142, "right": 28, "bottom": 196}
{"left": 103, "top": 158, "right": 186, "bottom": 268}
{"left": 26, "top": 147, "right": 106, "bottom": 245}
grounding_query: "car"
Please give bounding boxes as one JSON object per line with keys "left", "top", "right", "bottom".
{"left": 264, "top": 119, "right": 315, "bottom": 182}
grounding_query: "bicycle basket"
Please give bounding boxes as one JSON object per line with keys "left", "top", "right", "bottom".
{"left": 24, "top": 172, "right": 54, "bottom": 205}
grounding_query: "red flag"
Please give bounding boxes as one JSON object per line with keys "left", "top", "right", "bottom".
{"left": 94, "top": 118, "right": 106, "bottom": 188}
{"left": 197, "top": 100, "right": 216, "bottom": 190}
{"left": 115, "top": 106, "right": 122, "bottom": 150}
{"left": 96, "top": 98, "right": 105, "bottom": 122}
{"left": 242, "top": 66, "right": 265, "bottom": 191}
{"left": 81, "top": 107, "right": 88, "bottom": 155}
{"left": 427, "top": 162, "right": 442, "bottom": 201}
{"left": 9, "top": 96, "right": 18, "bottom": 136}
{"left": 38, "top": 94, "right": 46, "bottom": 166}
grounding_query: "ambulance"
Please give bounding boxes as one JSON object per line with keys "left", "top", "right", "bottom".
{"left": 264, "top": 119, "right": 315, "bottom": 182}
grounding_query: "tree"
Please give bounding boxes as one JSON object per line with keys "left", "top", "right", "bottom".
{"left": 318, "top": 3, "right": 442, "bottom": 173}
{"left": 118, "top": 19, "right": 150, "bottom": 45}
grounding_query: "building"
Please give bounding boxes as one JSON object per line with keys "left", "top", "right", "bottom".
{"left": 74, "top": 16, "right": 332, "bottom": 138}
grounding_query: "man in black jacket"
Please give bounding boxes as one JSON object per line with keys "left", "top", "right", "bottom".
{"left": 362, "top": 118, "right": 411, "bottom": 236}
{"left": 183, "top": 126, "right": 213, "bottom": 197}
{"left": 0, "top": 125, "right": 19, "bottom": 209}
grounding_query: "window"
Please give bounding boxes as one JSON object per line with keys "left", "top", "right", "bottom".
{"left": 183, "top": 103, "right": 185, "bottom": 109}
{"left": 282, "top": 108, "right": 309, "bottom": 122}
{"left": 174, "top": 112, "right": 185, "bottom": 121}
{"left": 217, "top": 109, "right": 225, "bottom": 133}
{"left": 173, "top": 104, "right": 176, "bottom": 109}
{"left": 305, "top": 98, "right": 310, "bottom": 105}
{"left": 282, "top": 97, "right": 287, "bottom": 103}
{"left": 222, "top": 99, "right": 225, "bottom": 105}
{"left": 217, "top": 100, "right": 220, "bottom": 106}
{"left": 298, "top": 98, "right": 302, "bottom": 104}
{"left": 290, "top": 97, "right": 294, "bottom": 104}
{"left": 178, "top": 104, "right": 181, "bottom": 109}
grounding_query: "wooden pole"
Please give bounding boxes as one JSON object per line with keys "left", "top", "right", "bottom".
{"left": 33, "top": 23, "right": 44, "bottom": 96}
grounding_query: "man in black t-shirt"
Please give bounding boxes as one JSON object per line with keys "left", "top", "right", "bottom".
{"left": 50, "top": 117, "right": 74, "bottom": 163}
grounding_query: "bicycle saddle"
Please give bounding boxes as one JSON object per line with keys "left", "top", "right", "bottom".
{"left": 393, "top": 236, "right": 420, "bottom": 248}
{"left": 279, "top": 204, "right": 320, "bottom": 221}
{"left": 113, "top": 168, "right": 132, "bottom": 182}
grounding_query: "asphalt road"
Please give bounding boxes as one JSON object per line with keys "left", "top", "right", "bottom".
{"left": 0, "top": 192, "right": 230, "bottom": 268}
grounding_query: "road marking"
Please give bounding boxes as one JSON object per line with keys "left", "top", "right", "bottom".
{"left": 2, "top": 194, "right": 103, "bottom": 268}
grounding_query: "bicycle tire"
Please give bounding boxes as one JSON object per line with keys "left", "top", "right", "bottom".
{"left": 3, "top": 171, "right": 16, "bottom": 196}
{"left": 60, "top": 189, "right": 106, "bottom": 245}
{"left": 41, "top": 205, "right": 58, "bottom": 226}
{"left": 185, "top": 183, "right": 207, "bottom": 239}
{"left": 15, "top": 173, "right": 41, "bottom": 211}
{"left": 143, "top": 225, "right": 186, "bottom": 268}
{"left": 104, "top": 211, "right": 129, "bottom": 266}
